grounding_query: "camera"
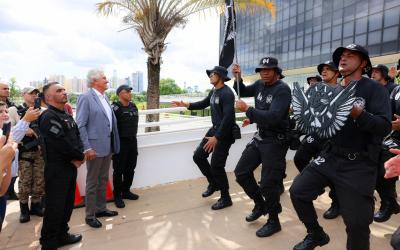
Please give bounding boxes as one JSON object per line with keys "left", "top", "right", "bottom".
{"left": 34, "top": 97, "right": 41, "bottom": 110}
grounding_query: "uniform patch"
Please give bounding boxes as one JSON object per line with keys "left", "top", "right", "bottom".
{"left": 49, "top": 125, "right": 61, "bottom": 135}
{"left": 266, "top": 94, "right": 273, "bottom": 104}
{"left": 313, "top": 156, "right": 325, "bottom": 166}
{"left": 113, "top": 105, "right": 119, "bottom": 111}
{"left": 306, "top": 136, "right": 314, "bottom": 143}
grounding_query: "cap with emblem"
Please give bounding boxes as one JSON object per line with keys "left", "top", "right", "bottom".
{"left": 332, "top": 44, "right": 372, "bottom": 77}
{"left": 206, "top": 66, "right": 231, "bottom": 82}
{"left": 116, "top": 85, "right": 133, "bottom": 95}
{"left": 22, "top": 86, "right": 39, "bottom": 94}
{"left": 317, "top": 61, "right": 339, "bottom": 75}
{"left": 255, "top": 57, "right": 282, "bottom": 73}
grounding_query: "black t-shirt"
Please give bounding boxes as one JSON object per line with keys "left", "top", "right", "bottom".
{"left": 330, "top": 77, "right": 391, "bottom": 150}
{"left": 233, "top": 79, "right": 291, "bottom": 134}
{"left": 188, "top": 85, "right": 235, "bottom": 140}
{"left": 112, "top": 101, "right": 139, "bottom": 138}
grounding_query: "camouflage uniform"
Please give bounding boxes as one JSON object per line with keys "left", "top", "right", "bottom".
{"left": 18, "top": 150, "right": 45, "bottom": 204}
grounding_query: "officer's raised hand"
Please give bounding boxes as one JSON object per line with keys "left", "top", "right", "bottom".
{"left": 232, "top": 64, "right": 241, "bottom": 79}
{"left": 171, "top": 101, "right": 189, "bottom": 108}
{"left": 203, "top": 136, "right": 218, "bottom": 153}
{"left": 70, "top": 159, "right": 83, "bottom": 168}
{"left": 236, "top": 99, "right": 249, "bottom": 112}
{"left": 22, "top": 107, "right": 40, "bottom": 122}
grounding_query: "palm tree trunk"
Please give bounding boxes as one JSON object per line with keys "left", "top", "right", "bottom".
{"left": 145, "top": 57, "right": 160, "bottom": 132}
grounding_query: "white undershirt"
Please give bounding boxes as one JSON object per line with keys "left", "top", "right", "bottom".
{"left": 93, "top": 88, "right": 112, "bottom": 132}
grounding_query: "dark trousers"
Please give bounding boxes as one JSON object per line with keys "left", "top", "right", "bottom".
{"left": 376, "top": 149, "right": 398, "bottom": 205}
{"left": 294, "top": 135, "right": 339, "bottom": 206}
{"left": 6, "top": 176, "right": 17, "bottom": 195}
{"left": 112, "top": 137, "right": 138, "bottom": 197}
{"left": 0, "top": 196, "right": 6, "bottom": 231}
{"left": 234, "top": 138, "right": 288, "bottom": 214}
{"left": 40, "top": 164, "right": 77, "bottom": 249}
{"left": 193, "top": 131, "right": 233, "bottom": 194}
{"left": 290, "top": 152, "right": 376, "bottom": 250}
{"left": 391, "top": 226, "right": 400, "bottom": 250}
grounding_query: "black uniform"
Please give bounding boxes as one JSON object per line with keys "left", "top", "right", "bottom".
{"left": 233, "top": 79, "right": 291, "bottom": 217}
{"left": 111, "top": 101, "right": 139, "bottom": 198}
{"left": 375, "top": 84, "right": 400, "bottom": 221}
{"left": 385, "top": 80, "right": 397, "bottom": 94}
{"left": 290, "top": 77, "right": 391, "bottom": 250}
{"left": 190, "top": 86, "right": 235, "bottom": 196}
{"left": 39, "top": 105, "right": 85, "bottom": 250}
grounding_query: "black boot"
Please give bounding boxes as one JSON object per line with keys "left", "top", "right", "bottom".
{"left": 211, "top": 197, "right": 232, "bottom": 210}
{"left": 202, "top": 185, "right": 217, "bottom": 198}
{"left": 122, "top": 191, "right": 139, "bottom": 200}
{"left": 246, "top": 202, "right": 266, "bottom": 222}
{"left": 30, "top": 202, "right": 44, "bottom": 217}
{"left": 374, "top": 200, "right": 400, "bottom": 223}
{"left": 19, "top": 202, "right": 30, "bottom": 223}
{"left": 293, "top": 230, "right": 330, "bottom": 250}
{"left": 7, "top": 191, "right": 19, "bottom": 200}
{"left": 256, "top": 215, "right": 281, "bottom": 237}
{"left": 323, "top": 202, "right": 340, "bottom": 219}
{"left": 114, "top": 196, "right": 125, "bottom": 208}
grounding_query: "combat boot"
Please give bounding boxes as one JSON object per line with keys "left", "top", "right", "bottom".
{"left": 293, "top": 230, "right": 330, "bottom": 250}
{"left": 256, "top": 215, "right": 281, "bottom": 237}
{"left": 30, "top": 202, "right": 44, "bottom": 217}
{"left": 374, "top": 200, "right": 400, "bottom": 222}
{"left": 246, "top": 202, "right": 266, "bottom": 222}
{"left": 19, "top": 202, "right": 30, "bottom": 223}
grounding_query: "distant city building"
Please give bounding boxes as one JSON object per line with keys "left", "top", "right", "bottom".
{"left": 112, "top": 69, "right": 118, "bottom": 89}
{"left": 131, "top": 71, "right": 144, "bottom": 93}
{"left": 124, "top": 77, "right": 131, "bottom": 87}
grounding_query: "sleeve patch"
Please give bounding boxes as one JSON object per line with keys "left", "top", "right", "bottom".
{"left": 49, "top": 125, "right": 61, "bottom": 135}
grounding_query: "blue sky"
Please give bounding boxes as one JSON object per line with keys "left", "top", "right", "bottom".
{"left": 0, "top": 0, "right": 220, "bottom": 90}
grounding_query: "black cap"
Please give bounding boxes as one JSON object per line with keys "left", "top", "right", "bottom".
{"left": 306, "top": 75, "right": 322, "bottom": 84}
{"left": 206, "top": 66, "right": 231, "bottom": 82}
{"left": 317, "top": 60, "right": 339, "bottom": 75}
{"left": 372, "top": 64, "right": 389, "bottom": 79}
{"left": 116, "top": 85, "right": 133, "bottom": 95}
{"left": 332, "top": 44, "right": 372, "bottom": 77}
{"left": 255, "top": 57, "right": 282, "bottom": 73}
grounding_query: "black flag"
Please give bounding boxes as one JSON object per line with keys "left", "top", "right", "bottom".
{"left": 219, "top": 0, "right": 236, "bottom": 69}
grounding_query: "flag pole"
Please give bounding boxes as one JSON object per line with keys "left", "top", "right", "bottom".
{"left": 231, "top": 0, "right": 240, "bottom": 99}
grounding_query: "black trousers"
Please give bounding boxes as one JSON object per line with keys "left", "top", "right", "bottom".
{"left": 40, "top": 164, "right": 76, "bottom": 249}
{"left": 112, "top": 137, "right": 138, "bottom": 197}
{"left": 290, "top": 152, "right": 377, "bottom": 250}
{"left": 294, "top": 135, "right": 339, "bottom": 206}
{"left": 391, "top": 226, "right": 400, "bottom": 250}
{"left": 376, "top": 149, "right": 398, "bottom": 205}
{"left": 234, "top": 138, "right": 288, "bottom": 214}
{"left": 193, "top": 130, "right": 233, "bottom": 193}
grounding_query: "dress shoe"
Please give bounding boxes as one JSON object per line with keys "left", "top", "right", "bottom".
{"left": 211, "top": 197, "right": 232, "bottom": 210}
{"left": 58, "top": 233, "right": 82, "bottom": 247}
{"left": 122, "top": 191, "right": 139, "bottom": 200}
{"left": 19, "top": 202, "right": 30, "bottom": 223}
{"left": 85, "top": 217, "right": 102, "bottom": 228}
{"left": 246, "top": 203, "right": 266, "bottom": 222}
{"left": 202, "top": 185, "right": 217, "bottom": 198}
{"left": 374, "top": 201, "right": 400, "bottom": 222}
{"left": 95, "top": 209, "right": 118, "bottom": 217}
{"left": 256, "top": 218, "right": 281, "bottom": 237}
{"left": 293, "top": 231, "right": 330, "bottom": 250}
{"left": 323, "top": 203, "right": 340, "bottom": 219}
{"left": 114, "top": 197, "right": 125, "bottom": 208}
{"left": 30, "top": 202, "right": 44, "bottom": 217}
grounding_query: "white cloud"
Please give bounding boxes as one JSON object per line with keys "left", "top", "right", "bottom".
{"left": 0, "top": 0, "right": 220, "bottom": 90}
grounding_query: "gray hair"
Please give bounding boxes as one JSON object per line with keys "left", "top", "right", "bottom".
{"left": 87, "top": 69, "right": 104, "bottom": 87}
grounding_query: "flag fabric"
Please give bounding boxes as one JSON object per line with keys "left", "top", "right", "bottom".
{"left": 219, "top": 0, "right": 236, "bottom": 69}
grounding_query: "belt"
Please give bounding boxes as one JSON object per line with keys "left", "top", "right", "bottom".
{"left": 258, "top": 130, "right": 285, "bottom": 140}
{"left": 325, "top": 144, "right": 368, "bottom": 161}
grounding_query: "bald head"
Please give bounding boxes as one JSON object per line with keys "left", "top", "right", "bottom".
{"left": 0, "top": 81, "right": 10, "bottom": 101}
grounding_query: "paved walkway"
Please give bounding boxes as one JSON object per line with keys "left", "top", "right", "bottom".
{"left": 1, "top": 161, "right": 398, "bottom": 249}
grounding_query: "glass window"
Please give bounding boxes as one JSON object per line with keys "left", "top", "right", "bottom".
{"left": 381, "top": 41, "right": 398, "bottom": 54}
{"left": 356, "top": 1, "right": 368, "bottom": 18}
{"left": 384, "top": 7, "right": 400, "bottom": 27}
{"left": 313, "top": 31, "right": 321, "bottom": 45}
{"left": 312, "top": 45, "right": 320, "bottom": 56}
{"left": 306, "top": 10, "right": 313, "bottom": 20}
{"left": 369, "top": 0, "right": 384, "bottom": 13}
{"left": 305, "top": 34, "right": 312, "bottom": 47}
{"left": 296, "top": 50, "right": 303, "bottom": 59}
{"left": 289, "top": 51, "right": 295, "bottom": 60}
{"left": 321, "top": 42, "right": 330, "bottom": 54}
{"left": 368, "top": 44, "right": 380, "bottom": 56}
{"left": 343, "top": 37, "right": 354, "bottom": 46}
{"left": 343, "top": 21, "right": 354, "bottom": 37}
{"left": 314, "top": 5, "right": 322, "bottom": 17}
{"left": 331, "top": 39, "right": 341, "bottom": 50}
{"left": 297, "top": 0, "right": 305, "bottom": 13}
{"left": 297, "top": 36, "right": 304, "bottom": 49}
{"left": 344, "top": 0, "right": 355, "bottom": 7}
{"left": 304, "top": 47, "right": 312, "bottom": 57}
{"left": 332, "top": 25, "right": 342, "bottom": 40}
{"left": 322, "top": 28, "right": 331, "bottom": 43}
{"left": 298, "top": 13, "right": 305, "bottom": 24}
{"left": 333, "top": 10, "right": 342, "bottom": 25}
{"left": 383, "top": 26, "right": 399, "bottom": 42}
{"left": 369, "top": 12, "right": 383, "bottom": 31}
{"left": 333, "top": 0, "right": 343, "bottom": 10}
{"left": 306, "top": 0, "right": 313, "bottom": 10}
{"left": 368, "top": 30, "right": 381, "bottom": 45}
{"left": 343, "top": 5, "right": 355, "bottom": 22}
{"left": 355, "top": 17, "right": 367, "bottom": 34}
{"left": 290, "top": 39, "right": 296, "bottom": 50}
{"left": 386, "top": 0, "right": 400, "bottom": 9}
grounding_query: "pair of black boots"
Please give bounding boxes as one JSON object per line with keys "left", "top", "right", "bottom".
{"left": 20, "top": 201, "right": 44, "bottom": 223}
{"left": 202, "top": 185, "right": 232, "bottom": 210}
{"left": 245, "top": 200, "right": 282, "bottom": 238}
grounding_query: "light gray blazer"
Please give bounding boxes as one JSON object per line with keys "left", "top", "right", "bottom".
{"left": 76, "top": 88, "right": 120, "bottom": 157}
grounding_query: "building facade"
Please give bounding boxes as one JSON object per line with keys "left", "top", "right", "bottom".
{"left": 220, "top": 0, "right": 400, "bottom": 86}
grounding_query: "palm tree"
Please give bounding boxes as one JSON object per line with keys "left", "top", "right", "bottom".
{"left": 97, "top": 0, "right": 275, "bottom": 131}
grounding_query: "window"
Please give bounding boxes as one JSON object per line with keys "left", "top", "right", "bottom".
{"left": 290, "top": 39, "right": 296, "bottom": 50}
{"left": 305, "top": 35, "right": 312, "bottom": 47}
{"left": 384, "top": 7, "right": 400, "bottom": 27}
{"left": 343, "top": 37, "right": 354, "bottom": 46}
{"left": 343, "top": 21, "right": 354, "bottom": 37}
{"left": 314, "top": 5, "right": 322, "bottom": 17}
{"left": 368, "top": 30, "right": 381, "bottom": 45}
{"left": 304, "top": 47, "right": 312, "bottom": 57}
{"left": 322, "top": 28, "right": 331, "bottom": 42}
{"left": 343, "top": 5, "right": 355, "bottom": 22}
{"left": 297, "top": 36, "right": 304, "bottom": 49}
{"left": 356, "top": 1, "right": 368, "bottom": 18}
{"left": 355, "top": 33, "right": 367, "bottom": 46}
{"left": 333, "top": 10, "right": 342, "bottom": 25}
{"left": 312, "top": 45, "right": 320, "bottom": 56}
{"left": 313, "top": 31, "right": 321, "bottom": 45}
{"left": 355, "top": 17, "right": 367, "bottom": 34}
{"left": 321, "top": 42, "right": 330, "bottom": 54}
{"left": 332, "top": 25, "right": 342, "bottom": 40}
{"left": 383, "top": 26, "right": 399, "bottom": 42}
{"left": 369, "top": 12, "right": 383, "bottom": 31}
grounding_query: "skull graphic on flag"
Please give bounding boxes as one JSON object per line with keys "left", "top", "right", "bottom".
{"left": 292, "top": 81, "right": 358, "bottom": 139}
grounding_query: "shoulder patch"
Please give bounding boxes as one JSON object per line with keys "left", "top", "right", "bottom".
{"left": 49, "top": 125, "right": 61, "bottom": 135}
{"left": 49, "top": 119, "right": 62, "bottom": 128}
{"left": 112, "top": 105, "right": 119, "bottom": 111}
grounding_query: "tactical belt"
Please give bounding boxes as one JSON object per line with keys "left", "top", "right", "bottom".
{"left": 325, "top": 143, "right": 368, "bottom": 161}
{"left": 258, "top": 130, "right": 286, "bottom": 140}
